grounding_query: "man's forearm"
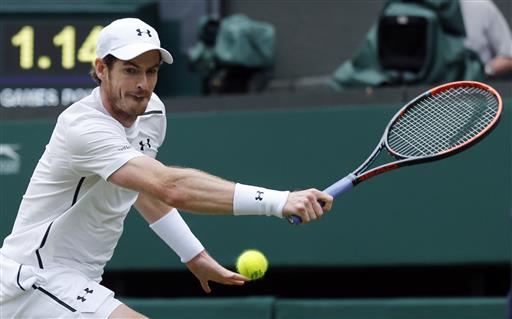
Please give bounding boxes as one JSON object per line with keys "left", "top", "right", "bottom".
{"left": 161, "top": 166, "right": 236, "bottom": 214}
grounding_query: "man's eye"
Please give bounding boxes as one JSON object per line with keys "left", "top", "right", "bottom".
{"left": 124, "top": 68, "right": 138, "bottom": 75}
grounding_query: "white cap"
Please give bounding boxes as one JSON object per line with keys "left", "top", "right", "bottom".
{"left": 96, "top": 18, "right": 173, "bottom": 64}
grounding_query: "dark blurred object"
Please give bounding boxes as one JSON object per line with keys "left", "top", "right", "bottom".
{"left": 332, "top": 0, "right": 483, "bottom": 88}
{"left": 188, "top": 14, "right": 275, "bottom": 95}
{"left": 508, "top": 277, "right": 512, "bottom": 319}
{"left": 199, "top": 18, "right": 220, "bottom": 47}
{"left": 378, "top": 15, "right": 428, "bottom": 74}
{"left": 208, "top": 66, "right": 270, "bottom": 94}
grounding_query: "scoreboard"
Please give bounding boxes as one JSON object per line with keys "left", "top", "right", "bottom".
{"left": 0, "top": 0, "right": 160, "bottom": 110}
{"left": 0, "top": 18, "right": 108, "bottom": 108}
{"left": 6, "top": 22, "right": 101, "bottom": 77}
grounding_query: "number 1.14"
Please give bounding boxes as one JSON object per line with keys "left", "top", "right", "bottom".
{"left": 11, "top": 25, "right": 103, "bottom": 70}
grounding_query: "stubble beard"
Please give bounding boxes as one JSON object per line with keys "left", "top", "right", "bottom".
{"left": 107, "top": 83, "right": 148, "bottom": 121}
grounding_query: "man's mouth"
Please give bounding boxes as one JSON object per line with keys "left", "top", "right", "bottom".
{"left": 129, "top": 93, "right": 149, "bottom": 101}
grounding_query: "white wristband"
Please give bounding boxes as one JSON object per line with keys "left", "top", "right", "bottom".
{"left": 233, "top": 183, "right": 289, "bottom": 218}
{"left": 149, "top": 209, "right": 205, "bottom": 263}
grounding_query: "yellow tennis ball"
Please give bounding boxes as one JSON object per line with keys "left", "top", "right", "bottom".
{"left": 236, "top": 249, "right": 268, "bottom": 280}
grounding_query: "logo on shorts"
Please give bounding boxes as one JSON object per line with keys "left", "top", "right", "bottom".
{"left": 77, "top": 287, "right": 94, "bottom": 302}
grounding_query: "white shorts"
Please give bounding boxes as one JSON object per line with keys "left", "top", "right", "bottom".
{"left": 1, "top": 255, "right": 122, "bottom": 319}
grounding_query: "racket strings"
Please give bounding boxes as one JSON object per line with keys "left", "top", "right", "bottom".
{"left": 391, "top": 87, "right": 497, "bottom": 155}
{"left": 399, "top": 91, "right": 487, "bottom": 151}
{"left": 387, "top": 86, "right": 499, "bottom": 157}
{"left": 394, "top": 89, "right": 496, "bottom": 155}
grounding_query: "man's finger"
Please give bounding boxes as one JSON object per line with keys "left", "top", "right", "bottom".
{"left": 312, "top": 200, "right": 324, "bottom": 218}
{"left": 304, "top": 200, "right": 316, "bottom": 221}
{"left": 201, "top": 280, "right": 211, "bottom": 294}
{"left": 230, "top": 273, "right": 250, "bottom": 282}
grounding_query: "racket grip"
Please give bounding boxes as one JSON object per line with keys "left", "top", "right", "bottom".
{"left": 288, "top": 175, "right": 355, "bottom": 225}
{"left": 289, "top": 215, "right": 303, "bottom": 225}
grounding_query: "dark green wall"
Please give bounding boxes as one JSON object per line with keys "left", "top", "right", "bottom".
{"left": 0, "top": 102, "right": 510, "bottom": 270}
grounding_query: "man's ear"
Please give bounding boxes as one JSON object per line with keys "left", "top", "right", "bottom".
{"left": 95, "top": 58, "right": 107, "bottom": 81}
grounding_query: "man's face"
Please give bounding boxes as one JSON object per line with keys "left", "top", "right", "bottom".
{"left": 99, "top": 50, "right": 161, "bottom": 121}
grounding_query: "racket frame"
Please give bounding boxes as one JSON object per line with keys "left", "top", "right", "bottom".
{"left": 354, "top": 81, "right": 503, "bottom": 185}
{"left": 288, "top": 81, "right": 502, "bottom": 225}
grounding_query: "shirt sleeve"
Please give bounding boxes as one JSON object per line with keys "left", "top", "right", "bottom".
{"left": 66, "top": 114, "right": 144, "bottom": 180}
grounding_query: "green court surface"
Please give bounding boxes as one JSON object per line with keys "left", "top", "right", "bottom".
{"left": 123, "top": 297, "right": 507, "bottom": 319}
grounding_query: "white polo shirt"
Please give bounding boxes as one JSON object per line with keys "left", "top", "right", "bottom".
{"left": 0, "top": 87, "right": 167, "bottom": 282}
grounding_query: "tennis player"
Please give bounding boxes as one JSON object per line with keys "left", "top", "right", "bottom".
{"left": 0, "top": 18, "right": 333, "bottom": 318}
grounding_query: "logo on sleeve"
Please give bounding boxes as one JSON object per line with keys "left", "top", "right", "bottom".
{"left": 255, "top": 191, "right": 264, "bottom": 201}
{"left": 139, "top": 138, "right": 151, "bottom": 151}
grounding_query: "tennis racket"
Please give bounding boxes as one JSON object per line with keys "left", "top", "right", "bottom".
{"left": 289, "top": 81, "right": 503, "bottom": 225}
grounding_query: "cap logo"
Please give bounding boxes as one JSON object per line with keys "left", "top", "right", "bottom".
{"left": 136, "top": 28, "right": 152, "bottom": 37}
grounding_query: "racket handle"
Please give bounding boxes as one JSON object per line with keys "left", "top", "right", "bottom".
{"left": 288, "top": 215, "right": 303, "bottom": 225}
{"left": 323, "top": 174, "right": 355, "bottom": 198}
{"left": 288, "top": 175, "right": 355, "bottom": 225}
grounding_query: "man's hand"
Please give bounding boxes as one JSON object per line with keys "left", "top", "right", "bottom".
{"left": 186, "top": 250, "right": 249, "bottom": 293}
{"left": 282, "top": 189, "right": 333, "bottom": 224}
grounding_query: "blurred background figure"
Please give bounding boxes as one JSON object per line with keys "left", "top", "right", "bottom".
{"left": 460, "top": 0, "right": 512, "bottom": 78}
